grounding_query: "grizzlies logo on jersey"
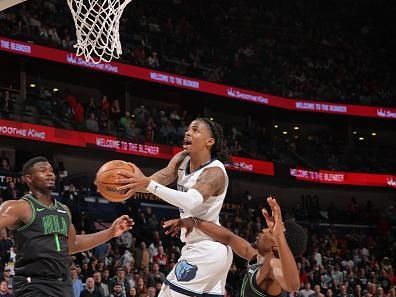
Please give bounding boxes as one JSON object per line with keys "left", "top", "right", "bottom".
{"left": 175, "top": 260, "right": 198, "bottom": 282}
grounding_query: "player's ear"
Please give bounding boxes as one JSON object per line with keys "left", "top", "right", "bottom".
{"left": 206, "top": 137, "right": 215, "bottom": 147}
{"left": 24, "top": 174, "right": 32, "bottom": 183}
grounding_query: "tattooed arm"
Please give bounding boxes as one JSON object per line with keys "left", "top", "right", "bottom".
{"left": 191, "top": 166, "right": 226, "bottom": 199}
{"left": 116, "top": 151, "right": 188, "bottom": 192}
{"left": 150, "top": 150, "right": 189, "bottom": 186}
{"left": 116, "top": 162, "right": 226, "bottom": 211}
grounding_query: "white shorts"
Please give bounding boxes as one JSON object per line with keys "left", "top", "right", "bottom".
{"left": 160, "top": 240, "right": 233, "bottom": 297}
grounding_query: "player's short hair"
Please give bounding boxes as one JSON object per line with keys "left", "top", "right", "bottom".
{"left": 284, "top": 220, "right": 307, "bottom": 257}
{"left": 22, "top": 156, "right": 49, "bottom": 175}
{"left": 196, "top": 118, "right": 230, "bottom": 163}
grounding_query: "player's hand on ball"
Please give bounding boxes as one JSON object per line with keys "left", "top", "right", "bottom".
{"left": 116, "top": 163, "right": 150, "bottom": 192}
{"left": 163, "top": 218, "right": 195, "bottom": 237}
{"left": 127, "top": 163, "right": 145, "bottom": 177}
{"left": 110, "top": 215, "right": 134, "bottom": 237}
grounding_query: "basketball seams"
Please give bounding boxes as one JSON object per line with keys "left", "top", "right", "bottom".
{"left": 96, "top": 160, "right": 136, "bottom": 202}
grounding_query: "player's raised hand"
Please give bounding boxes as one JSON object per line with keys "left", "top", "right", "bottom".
{"left": 163, "top": 218, "right": 195, "bottom": 237}
{"left": 262, "top": 197, "right": 284, "bottom": 238}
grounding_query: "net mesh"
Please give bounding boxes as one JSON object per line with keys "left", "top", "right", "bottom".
{"left": 67, "top": 0, "right": 132, "bottom": 64}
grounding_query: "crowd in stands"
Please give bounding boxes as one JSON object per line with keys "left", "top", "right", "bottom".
{"left": 0, "top": 181, "right": 395, "bottom": 297}
{"left": 0, "top": 0, "right": 395, "bottom": 107}
{"left": 0, "top": 1, "right": 395, "bottom": 293}
{"left": 1, "top": 83, "right": 395, "bottom": 174}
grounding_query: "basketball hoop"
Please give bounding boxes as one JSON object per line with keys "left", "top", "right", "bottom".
{"left": 67, "top": 0, "right": 132, "bottom": 64}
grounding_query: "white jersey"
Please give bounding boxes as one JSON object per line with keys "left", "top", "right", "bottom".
{"left": 176, "top": 156, "right": 229, "bottom": 243}
{"left": 160, "top": 155, "right": 233, "bottom": 297}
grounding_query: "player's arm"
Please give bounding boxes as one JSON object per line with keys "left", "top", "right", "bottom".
{"left": 261, "top": 198, "right": 300, "bottom": 292}
{"left": 144, "top": 166, "right": 224, "bottom": 210}
{"left": 0, "top": 200, "right": 31, "bottom": 231}
{"left": 163, "top": 217, "right": 258, "bottom": 261}
{"left": 66, "top": 209, "right": 134, "bottom": 254}
{"left": 150, "top": 150, "right": 188, "bottom": 185}
{"left": 191, "top": 166, "right": 225, "bottom": 199}
{"left": 117, "top": 160, "right": 225, "bottom": 211}
{"left": 116, "top": 151, "right": 188, "bottom": 191}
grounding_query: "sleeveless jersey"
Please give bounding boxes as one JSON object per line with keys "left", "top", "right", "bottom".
{"left": 14, "top": 193, "right": 72, "bottom": 279}
{"left": 177, "top": 156, "right": 229, "bottom": 243}
{"left": 241, "top": 263, "right": 281, "bottom": 297}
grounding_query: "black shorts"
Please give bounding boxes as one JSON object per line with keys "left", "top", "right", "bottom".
{"left": 13, "top": 276, "right": 73, "bottom": 297}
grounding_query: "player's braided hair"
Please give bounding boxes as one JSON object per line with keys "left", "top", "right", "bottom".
{"left": 196, "top": 118, "right": 230, "bottom": 163}
{"left": 22, "top": 156, "right": 49, "bottom": 175}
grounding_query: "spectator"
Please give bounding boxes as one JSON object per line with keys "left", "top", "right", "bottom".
{"left": 0, "top": 280, "right": 12, "bottom": 297}
{"left": 299, "top": 282, "right": 315, "bottom": 297}
{"left": 123, "top": 264, "right": 135, "bottom": 289}
{"left": 111, "top": 268, "right": 131, "bottom": 297}
{"left": 135, "top": 277, "right": 147, "bottom": 297}
{"left": 93, "top": 271, "right": 110, "bottom": 297}
{"left": 310, "top": 285, "right": 325, "bottom": 297}
{"left": 71, "top": 266, "right": 84, "bottom": 297}
{"left": 336, "top": 285, "right": 353, "bottom": 297}
{"left": 86, "top": 112, "right": 99, "bottom": 132}
{"left": 119, "top": 248, "right": 134, "bottom": 268}
{"left": 153, "top": 245, "right": 168, "bottom": 273}
{"left": 119, "top": 112, "right": 131, "bottom": 130}
{"left": 110, "top": 282, "right": 124, "bottom": 297}
{"left": 0, "top": 152, "right": 10, "bottom": 168}
{"left": 0, "top": 160, "right": 10, "bottom": 171}
{"left": 326, "top": 289, "right": 334, "bottom": 297}
{"left": 354, "top": 284, "right": 363, "bottom": 297}
{"left": 75, "top": 101, "right": 85, "bottom": 124}
{"left": 148, "top": 230, "right": 162, "bottom": 262}
{"left": 110, "top": 99, "right": 121, "bottom": 122}
{"left": 100, "top": 96, "right": 110, "bottom": 116}
{"left": 146, "top": 263, "right": 165, "bottom": 288}
{"left": 80, "top": 262, "right": 93, "bottom": 282}
{"left": 147, "top": 287, "right": 156, "bottom": 297}
{"left": 332, "top": 264, "right": 344, "bottom": 288}
{"left": 0, "top": 267, "right": 11, "bottom": 285}
{"left": 80, "top": 277, "right": 104, "bottom": 297}
{"left": 86, "top": 97, "right": 98, "bottom": 117}
{"left": 148, "top": 52, "right": 160, "bottom": 68}
{"left": 134, "top": 241, "right": 150, "bottom": 271}
{"left": 101, "top": 269, "right": 112, "bottom": 289}
{"left": 128, "top": 287, "right": 137, "bottom": 297}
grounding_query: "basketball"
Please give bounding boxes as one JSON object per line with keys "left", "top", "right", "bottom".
{"left": 96, "top": 160, "right": 135, "bottom": 202}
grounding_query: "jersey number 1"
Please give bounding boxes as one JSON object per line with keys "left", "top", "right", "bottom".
{"left": 54, "top": 234, "right": 61, "bottom": 251}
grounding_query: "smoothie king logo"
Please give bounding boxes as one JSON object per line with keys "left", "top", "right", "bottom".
{"left": 226, "top": 88, "right": 269, "bottom": 104}
{"left": 66, "top": 54, "right": 119, "bottom": 73}
{"left": 377, "top": 109, "right": 396, "bottom": 118}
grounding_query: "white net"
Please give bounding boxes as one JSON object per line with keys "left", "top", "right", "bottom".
{"left": 67, "top": 0, "right": 132, "bottom": 64}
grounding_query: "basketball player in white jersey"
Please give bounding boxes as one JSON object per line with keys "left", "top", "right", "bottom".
{"left": 116, "top": 118, "right": 233, "bottom": 297}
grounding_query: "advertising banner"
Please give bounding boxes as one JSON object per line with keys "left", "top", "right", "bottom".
{"left": 1, "top": 36, "right": 396, "bottom": 119}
